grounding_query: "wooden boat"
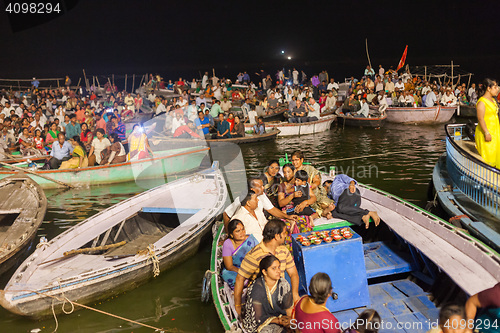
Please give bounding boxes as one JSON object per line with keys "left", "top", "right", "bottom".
{"left": 262, "top": 106, "right": 288, "bottom": 122}
{"left": 337, "top": 113, "right": 387, "bottom": 128}
{"left": 369, "top": 105, "right": 456, "bottom": 124}
{"left": 0, "top": 146, "right": 209, "bottom": 189}
{"left": 245, "top": 115, "right": 336, "bottom": 137}
{"left": 207, "top": 175, "right": 500, "bottom": 332}
{"left": 0, "top": 175, "right": 47, "bottom": 275}
{"left": 432, "top": 123, "right": 500, "bottom": 252}
{"left": 457, "top": 104, "right": 476, "bottom": 118}
{"left": 0, "top": 163, "right": 227, "bottom": 318}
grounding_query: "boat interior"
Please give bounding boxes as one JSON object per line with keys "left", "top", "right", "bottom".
{"left": 80, "top": 209, "right": 199, "bottom": 257}
{"left": 218, "top": 215, "right": 471, "bottom": 333}
{"left": 455, "top": 139, "right": 486, "bottom": 164}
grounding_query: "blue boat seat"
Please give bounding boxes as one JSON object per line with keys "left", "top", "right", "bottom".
{"left": 364, "top": 242, "right": 414, "bottom": 279}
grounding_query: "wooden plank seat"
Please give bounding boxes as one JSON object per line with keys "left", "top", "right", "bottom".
{"left": 364, "top": 241, "right": 414, "bottom": 279}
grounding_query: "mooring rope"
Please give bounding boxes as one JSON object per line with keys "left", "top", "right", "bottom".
{"left": 143, "top": 244, "right": 160, "bottom": 278}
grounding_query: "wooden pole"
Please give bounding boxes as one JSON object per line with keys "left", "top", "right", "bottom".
{"left": 57, "top": 79, "right": 60, "bottom": 88}
{"left": 96, "top": 76, "right": 101, "bottom": 88}
{"left": 365, "top": 38, "right": 372, "bottom": 70}
{"left": 125, "top": 74, "right": 128, "bottom": 92}
{"left": 112, "top": 74, "right": 115, "bottom": 87}
{"left": 17, "top": 80, "right": 20, "bottom": 91}
{"left": 451, "top": 60, "right": 453, "bottom": 88}
{"left": 424, "top": 66, "right": 427, "bottom": 82}
{"left": 76, "top": 78, "right": 81, "bottom": 89}
{"left": 0, "top": 162, "right": 74, "bottom": 188}
{"left": 138, "top": 75, "right": 144, "bottom": 88}
{"left": 83, "top": 69, "right": 89, "bottom": 90}
{"left": 132, "top": 74, "right": 135, "bottom": 93}
{"left": 467, "top": 73, "right": 472, "bottom": 90}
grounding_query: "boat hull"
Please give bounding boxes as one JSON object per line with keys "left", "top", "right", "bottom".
{"left": 0, "top": 147, "right": 209, "bottom": 189}
{"left": 246, "top": 115, "right": 336, "bottom": 136}
{"left": 337, "top": 114, "right": 387, "bottom": 127}
{"left": 370, "top": 105, "right": 456, "bottom": 124}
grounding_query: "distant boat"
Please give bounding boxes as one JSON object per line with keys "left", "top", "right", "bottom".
{"left": 246, "top": 115, "right": 336, "bottom": 136}
{"left": 457, "top": 104, "right": 476, "bottom": 118}
{"left": 369, "top": 105, "right": 456, "bottom": 124}
{"left": 207, "top": 173, "right": 500, "bottom": 332}
{"left": 432, "top": 123, "right": 500, "bottom": 251}
{"left": 337, "top": 113, "right": 387, "bottom": 128}
{"left": 0, "top": 163, "right": 227, "bottom": 318}
{"left": 0, "top": 175, "right": 47, "bottom": 275}
{"left": 0, "top": 147, "right": 209, "bottom": 189}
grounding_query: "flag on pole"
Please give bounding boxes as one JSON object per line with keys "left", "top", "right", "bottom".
{"left": 396, "top": 45, "right": 408, "bottom": 71}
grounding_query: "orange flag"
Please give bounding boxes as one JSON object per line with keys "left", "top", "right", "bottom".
{"left": 396, "top": 45, "right": 408, "bottom": 71}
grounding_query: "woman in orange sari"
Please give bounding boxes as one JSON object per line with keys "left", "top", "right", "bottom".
{"left": 127, "top": 124, "right": 154, "bottom": 161}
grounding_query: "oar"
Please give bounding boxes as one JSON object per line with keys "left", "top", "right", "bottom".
{"left": 0, "top": 161, "right": 74, "bottom": 188}
{"left": 39, "top": 241, "right": 127, "bottom": 265}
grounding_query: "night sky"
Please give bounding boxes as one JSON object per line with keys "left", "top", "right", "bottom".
{"left": 1, "top": 0, "right": 499, "bottom": 85}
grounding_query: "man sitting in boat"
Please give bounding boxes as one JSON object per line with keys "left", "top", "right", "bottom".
{"left": 173, "top": 120, "right": 201, "bottom": 139}
{"left": 288, "top": 99, "right": 308, "bottom": 123}
{"left": 304, "top": 98, "right": 320, "bottom": 122}
{"left": 328, "top": 174, "right": 380, "bottom": 229}
{"left": 352, "top": 98, "right": 369, "bottom": 118}
{"left": 212, "top": 113, "right": 231, "bottom": 139}
{"left": 267, "top": 93, "right": 279, "bottom": 114}
{"left": 171, "top": 110, "right": 186, "bottom": 135}
{"left": 46, "top": 132, "right": 72, "bottom": 169}
{"left": 233, "top": 219, "right": 300, "bottom": 318}
{"left": 231, "top": 190, "right": 267, "bottom": 243}
{"left": 194, "top": 111, "right": 211, "bottom": 137}
{"left": 440, "top": 88, "right": 458, "bottom": 106}
{"left": 252, "top": 116, "right": 265, "bottom": 135}
{"left": 425, "top": 89, "right": 438, "bottom": 107}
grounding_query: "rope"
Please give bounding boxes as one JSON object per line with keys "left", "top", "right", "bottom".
{"left": 3, "top": 288, "right": 175, "bottom": 332}
{"left": 449, "top": 214, "right": 469, "bottom": 222}
{"left": 140, "top": 244, "right": 160, "bottom": 278}
{"left": 36, "top": 236, "right": 49, "bottom": 249}
{"left": 201, "top": 270, "right": 216, "bottom": 303}
{"left": 189, "top": 173, "right": 205, "bottom": 183}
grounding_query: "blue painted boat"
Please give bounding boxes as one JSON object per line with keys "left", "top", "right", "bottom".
{"left": 207, "top": 175, "right": 500, "bottom": 332}
{"left": 432, "top": 123, "right": 500, "bottom": 251}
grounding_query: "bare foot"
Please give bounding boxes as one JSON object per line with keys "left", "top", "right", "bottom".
{"left": 370, "top": 211, "right": 381, "bottom": 226}
{"left": 362, "top": 214, "right": 370, "bottom": 229}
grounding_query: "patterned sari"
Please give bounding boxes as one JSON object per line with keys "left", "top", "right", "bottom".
{"left": 242, "top": 276, "right": 292, "bottom": 333}
{"left": 221, "top": 234, "right": 258, "bottom": 288}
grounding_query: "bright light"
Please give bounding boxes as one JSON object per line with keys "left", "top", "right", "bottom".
{"left": 287, "top": 56, "right": 292, "bottom": 60}
{"left": 281, "top": 50, "right": 285, "bottom": 54}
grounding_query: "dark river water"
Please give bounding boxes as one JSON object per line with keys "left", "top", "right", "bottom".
{"left": 0, "top": 119, "right": 458, "bottom": 333}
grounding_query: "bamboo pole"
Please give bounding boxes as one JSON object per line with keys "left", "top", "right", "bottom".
{"left": 96, "top": 76, "right": 101, "bottom": 88}
{"left": 138, "top": 74, "right": 144, "bottom": 88}
{"left": 83, "top": 69, "right": 89, "bottom": 90}
{"left": 112, "top": 74, "right": 115, "bottom": 87}
{"left": 125, "top": 74, "right": 128, "bottom": 92}
{"left": 467, "top": 73, "right": 472, "bottom": 90}
{"left": 424, "top": 66, "right": 427, "bottom": 82}
{"left": 451, "top": 60, "right": 453, "bottom": 88}
{"left": 0, "top": 161, "right": 74, "bottom": 188}
{"left": 17, "top": 80, "right": 20, "bottom": 91}
{"left": 132, "top": 74, "right": 135, "bottom": 93}
{"left": 365, "top": 38, "right": 372, "bottom": 70}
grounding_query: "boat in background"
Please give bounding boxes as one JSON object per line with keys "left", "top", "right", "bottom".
{"left": 370, "top": 105, "right": 456, "bottom": 124}
{"left": 0, "top": 163, "right": 227, "bottom": 318}
{"left": 208, "top": 174, "right": 500, "bottom": 332}
{"left": 457, "top": 104, "right": 476, "bottom": 118}
{"left": 337, "top": 113, "right": 387, "bottom": 128}
{"left": 432, "top": 123, "right": 500, "bottom": 252}
{"left": 246, "top": 115, "right": 336, "bottom": 137}
{"left": 0, "top": 175, "right": 47, "bottom": 275}
{"left": 0, "top": 146, "right": 209, "bottom": 189}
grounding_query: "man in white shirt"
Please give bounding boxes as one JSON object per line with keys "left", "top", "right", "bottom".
{"left": 468, "top": 83, "right": 476, "bottom": 99}
{"left": 220, "top": 97, "right": 232, "bottom": 113}
{"left": 395, "top": 79, "right": 405, "bottom": 91}
{"left": 441, "top": 89, "right": 458, "bottom": 106}
{"left": 202, "top": 72, "right": 209, "bottom": 89}
{"left": 327, "top": 78, "right": 339, "bottom": 91}
{"left": 155, "top": 99, "right": 167, "bottom": 115}
{"left": 195, "top": 93, "right": 207, "bottom": 106}
{"left": 305, "top": 98, "right": 320, "bottom": 121}
{"left": 378, "top": 65, "right": 385, "bottom": 76}
{"left": 385, "top": 79, "right": 395, "bottom": 93}
{"left": 425, "top": 90, "right": 437, "bottom": 107}
{"left": 124, "top": 93, "right": 135, "bottom": 112}
{"left": 223, "top": 178, "right": 297, "bottom": 230}
{"left": 171, "top": 111, "right": 186, "bottom": 134}
{"left": 322, "top": 91, "right": 337, "bottom": 112}
{"left": 292, "top": 68, "right": 299, "bottom": 85}
{"left": 231, "top": 191, "right": 267, "bottom": 242}
{"left": 177, "top": 96, "right": 188, "bottom": 108}
{"left": 30, "top": 113, "right": 45, "bottom": 131}
{"left": 148, "top": 92, "right": 156, "bottom": 103}
{"left": 354, "top": 98, "right": 369, "bottom": 117}
{"left": 2, "top": 102, "right": 14, "bottom": 117}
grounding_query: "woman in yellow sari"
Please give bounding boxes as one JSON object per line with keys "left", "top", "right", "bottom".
{"left": 127, "top": 124, "right": 154, "bottom": 161}
{"left": 59, "top": 136, "right": 88, "bottom": 169}
{"left": 476, "top": 79, "right": 500, "bottom": 168}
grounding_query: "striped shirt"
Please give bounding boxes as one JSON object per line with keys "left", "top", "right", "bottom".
{"left": 238, "top": 242, "right": 295, "bottom": 281}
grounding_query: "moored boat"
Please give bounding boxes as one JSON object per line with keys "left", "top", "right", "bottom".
{"left": 0, "top": 175, "right": 47, "bottom": 275}
{"left": 0, "top": 163, "right": 227, "bottom": 318}
{"left": 432, "top": 123, "right": 500, "bottom": 251}
{"left": 0, "top": 146, "right": 209, "bottom": 189}
{"left": 245, "top": 115, "right": 336, "bottom": 137}
{"left": 370, "top": 105, "right": 456, "bottom": 124}
{"left": 457, "top": 104, "right": 476, "bottom": 118}
{"left": 208, "top": 174, "right": 500, "bottom": 332}
{"left": 337, "top": 113, "right": 387, "bottom": 128}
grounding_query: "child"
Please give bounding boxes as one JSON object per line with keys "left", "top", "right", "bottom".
{"left": 33, "top": 129, "right": 47, "bottom": 155}
{"left": 426, "top": 303, "right": 467, "bottom": 333}
{"left": 289, "top": 170, "right": 319, "bottom": 220}
{"left": 253, "top": 116, "right": 265, "bottom": 135}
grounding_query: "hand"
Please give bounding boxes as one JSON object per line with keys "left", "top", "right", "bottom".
{"left": 295, "top": 202, "right": 306, "bottom": 213}
{"left": 287, "top": 214, "right": 299, "bottom": 222}
{"left": 294, "top": 191, "right": 302, "bottom": 198}
{"left": 235, "top": 305, "right": 242, "bottom": 317}
{"left": 485, "top": 132, "right": 492, "bottom": 142}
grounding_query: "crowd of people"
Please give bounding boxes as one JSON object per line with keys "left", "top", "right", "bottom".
{"left": 0, "top": 85, "right": 152, "bottom": 169}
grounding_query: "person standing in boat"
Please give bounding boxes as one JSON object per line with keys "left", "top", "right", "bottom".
{"left": 475, "top": 78, "right": 500, "bottom": 168}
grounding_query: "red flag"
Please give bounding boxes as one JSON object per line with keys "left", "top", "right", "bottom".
{"left": 396, "top": 45, "right": 408, "bottom": 71}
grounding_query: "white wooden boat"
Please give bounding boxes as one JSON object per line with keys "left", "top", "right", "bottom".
{"left": 208, "top": 174, "right": 500, "bottom": 332}
{"left": 0, "top": 175, "right": 47, "bottom": 275}
{"left": 0, "top": 163, "right": 227, "bottom": 318}
{"left": 369, "top": 105, "right": 456, "bottom": 124}
{"left": 245, "top": 115, "right": 336, "bottom": 137}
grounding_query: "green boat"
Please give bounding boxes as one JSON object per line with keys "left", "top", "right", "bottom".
{"left": 0, "top": 146, "right": 209, "bottom": 189}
